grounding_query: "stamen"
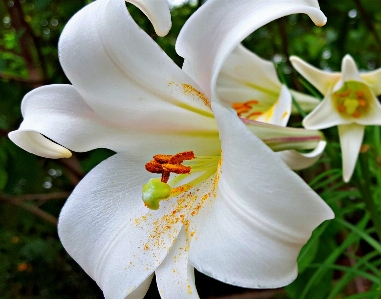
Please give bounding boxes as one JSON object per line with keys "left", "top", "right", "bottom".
{"left": 232, "top": 100, "right": 263, "bottom": 120}
{"left": 333, "top": 81, "right": 371, "bottom": 119}
{"left": 142, "top": 152, "right": 219, "bottom": 210}
{"left": 145, "top": 151, "right": 195, "bottom": 183}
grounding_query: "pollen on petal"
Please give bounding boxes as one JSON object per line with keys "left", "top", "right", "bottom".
{"left": 182, "top": 84, "right": 211, "bottom": 109}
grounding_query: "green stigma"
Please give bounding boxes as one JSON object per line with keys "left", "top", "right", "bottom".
{"left": 142, "top": 178, "right": 172, "bottom": 210}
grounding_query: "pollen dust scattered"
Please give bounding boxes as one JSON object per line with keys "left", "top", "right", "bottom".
{"left": 182, "top": 83, "right": 212, "bottom": 109}
{"left": 132, "top": 175, "right": 217, "bottom": 270}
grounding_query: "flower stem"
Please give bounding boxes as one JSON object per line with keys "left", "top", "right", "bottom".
{"left": 354, "top": 151, "right": 381, "bottom": 241}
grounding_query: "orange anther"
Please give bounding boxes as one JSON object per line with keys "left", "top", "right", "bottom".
{"left": 338, "top": 104, "right": 346, "bottom": 113}
{"left": 355, "top": 91, "right": 365, "bottom": 98}
{"left": 338, "top": 89, "right": 351, "bottom": 97}
{"left": 232, "top": 103, "right": 246, "bottom": 109}
{"left": 153, "top": 154, "right": 172, "bottom": 163}
{"left": 358, "top": 99, "right": 367, "bottom": 107}
{"left": 352, "top": 110, "right": 360, "bottom": 118}
{"left": 169, "top": 151, "right": 195, "bottom": 164}
{"left": 245, "top": 100, "right": 259, "bottom": 106}
{"left": 232, "top": 100, "right": 260, "bottom": 118}
{"left": 145, "top": 151, "right": 195, "bottom": 183}
{"left": 162, "top": 164, "right": 191, "bottom": 174}
{"left": 246, "top": 111, "right": 263, "bottom": 119}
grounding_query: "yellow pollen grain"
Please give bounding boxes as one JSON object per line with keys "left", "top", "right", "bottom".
{"left": 182, "top": 83, "right": 211, "bottom": 109}
{"left": 282, "top": 111, "right": 289, "bottom": 119}
{"left": 213, "top": 155, "right": 223, "bottom": 196}
{"left": 137, "top": 157, "right": 219, "bottom": 260}
{"left": 187, "top": 284, "right": 192, "bottom": 294}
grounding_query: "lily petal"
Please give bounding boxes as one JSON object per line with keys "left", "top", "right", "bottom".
{"left": 9, "top": 84, "right": 129, "bottom": 158}
{"left": 361, "top": 68, "right": 381, "bottom": 96}
{"left": 128, "top": 0, "right": 171, "bottom": 36}
{"left": 303, "top": 94, "right": 349, "bottom": 129}
{"left": 355, "top": 89, "right": 381, "bottom": 126}
{"left": 156, "top": 227, "right": 199, "bottom": 299}
{"left": 217, "top": 45, "right": 281, "bottom": 104}
{"left": 177, "top": 0, "right": 327, "bottom": 99}
{"left": 8, "top": 85, "right": 220, "bottom": 158}
{"left": 59, "top": 0, "right": 214, "bottom": 131}
{"left": 255, "top": 85, "right": 292, "bottom": 126}
{"left": 290, "top": 56, "right": 341, "bottom": 95}
{"left": 338, "top": 124, "right": 365, "bottom": 182}
{"left": 341, "top": 54, "right": 362, "bottom": 82}
{"left": 58, "top": 153, "right": 187, "bottom": 299}
{"left": 189, "top": 103, "right": 334, "bottom": 288}
{"left": 276, "top": 140, "right": 326, "bottom": 170}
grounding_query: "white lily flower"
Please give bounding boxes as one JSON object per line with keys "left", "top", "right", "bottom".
{"left": 216, "top": 45, "right": 325, "bottom": 170}
{"left": 218, "top": 45, "right": 320, "bottom": 126}
{"left": 290, "top": 54, "right": 381, "bottom": 182}
{"left": 9, "top": 0, "right": 333, "bottom": 298}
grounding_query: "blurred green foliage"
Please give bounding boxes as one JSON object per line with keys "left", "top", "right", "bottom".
{"left": 1, "top": 0, "right": 381, "bottom": 298}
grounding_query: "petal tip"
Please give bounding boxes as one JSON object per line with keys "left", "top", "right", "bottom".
{"left": 307, "top": 9, "right": 327, "bottom": 27}
{"left": 9, "top": 130, "right": 72, "bottom": 159}
{"left": 127, "top": 0, "right": 172, "bottom": 37}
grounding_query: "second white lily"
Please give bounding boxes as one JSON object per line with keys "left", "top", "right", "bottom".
{"left": 291, "top": 54, "right": 381, "bottom": 182}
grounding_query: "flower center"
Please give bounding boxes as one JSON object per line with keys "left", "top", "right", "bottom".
{"left": 333, "top": 81, "right": 371, "bottom": 119}
{"left": 142, "top": 151, "right": 219, "bottom": 210}
{"left": 232, "top": 100, "right": 263, "bottom": 120}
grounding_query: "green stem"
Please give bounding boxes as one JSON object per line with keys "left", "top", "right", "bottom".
{"left": 355, "top": 152, "right": 381, "bottom": 241}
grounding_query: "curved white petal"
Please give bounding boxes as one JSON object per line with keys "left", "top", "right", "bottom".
{"left": 59, "top": 0, "right": 215, "bottom": 133}
{"left": 9, "top": 84, "right": 130, "bottom": 158}
{"left": 9, "top": 131, "right": 71, "bottom": 159}
{"left": 290, "top": 56, "right": 341, "bottom": 95}
{"left": 177, "top": 0, "right": 327, "bottom": 100}
{"left": 128, "top": 0, "right": 171, "bottom": 36}
{"left": 341, "top": 54, "right": 362, "bottom": 82}
{"left": 8, "top": 85, "right": 220, "bottom": 158}
{"left": 217, "top": 44, "right": 281, "bottom": 100}
{"left": 156, "top": 227, "right": 199, "bottom": 299}
{"left": 58, "top": 153, "right": 190, "bottom": 299}
{"left": 290, "top": 89, "right": 320, "bottom": 113}
{"left": 338, "top": 124, "right": 364, "bottom": 182}
{"left": 361, "top": 68, "right": 381, "bottom": 96}
{"left": 303, "top": 94, "right": 349, "bottom": 129}
{"left": 255, "top": 85, "right": 292, "bottom": 126}
{"left": 189, "top": 103, "right": 334, "bottom": 288}
{"left": 277, "top": 140, "right": 326, "bottom": 170}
